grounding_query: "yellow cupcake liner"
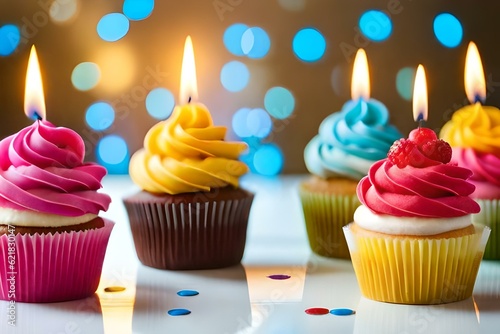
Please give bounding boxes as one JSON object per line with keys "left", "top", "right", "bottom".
{"left": 473, "top": 199, "right": 499, "bottom": 260}
{"left": 343, "top": 224, "right": 490, "bottom": 304}
{"left": 300, "top": 188, "right": 360, "bottom": 259}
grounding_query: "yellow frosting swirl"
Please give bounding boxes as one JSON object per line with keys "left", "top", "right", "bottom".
{"left": 440, "top": 102, "right": 500, "bottom": 155}
{"left": 129, "top": 103, "right": 249, "bottom": 194}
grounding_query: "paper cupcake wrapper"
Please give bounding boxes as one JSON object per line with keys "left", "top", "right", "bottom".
{"left": 473, "top": 199, "right": 500, "bottom": 260}
{"left": 299, "top": 188, "right": 360, "bottom": 259}
{"left": 124, "top": 197, "right": 254, "bottom": 270}
{"left": 343, "top": 224, "right": 490, "bottom": 305}
{"left": 0, "top": 219, "right": 114, "bottom": 303}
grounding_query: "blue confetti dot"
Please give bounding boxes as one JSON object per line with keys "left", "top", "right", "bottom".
{"left": 167, "top": 309, "right": 191, "bottom": 316}
{"left": 433, "top": 13, "right": 463, "bottom": 48}
{"left": 86, "top": 102, "right": 115, "bottom": 131}
{"left": 146, "top": 88, "right": 175, "bottom": 120}
{"left": 330, "top": 308, "right": 355, "bottom": 316}
{"left": 72, "top": 62, "right": 101, "bottom": 91}
{"left": 241, "top": 27, "right": 270, "bottom": 59}
{"left": 97, "top": 13, "right": 130, "bottom": 42}
{"left": 0, "top": 24, "right": 20, "bottom": 56}
{"left": 253, "top": 144, "right": 284, "bottom": 176}
{"left": 123, "top": 0, "right": 154, "bottom": 21}
{"left": 177, "top": 290, "right": 199, "bottom": 297}
{"left": 224, "top": 23, "right": 248, "bottom": 56}
{"left": 264, "top": 87, "right": 295, "bottom": 119}
{"left": 220, "top": 61, "right": 250, "bottom": 92}
{"left": 292, "top": 28, "right": 326, "bottom": 62}
{"left": 359, "top": 10, "right": 392, "bottom": 42}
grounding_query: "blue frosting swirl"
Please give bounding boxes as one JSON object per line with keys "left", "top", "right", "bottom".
{"left": 304, "top": 98, "right": 402, "bottom": 180}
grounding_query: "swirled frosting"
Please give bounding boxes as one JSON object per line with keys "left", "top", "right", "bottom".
{"left": 357, "top": 159, "right": 480, "bottom": 218}
{"left": 440, "top": 103, "right": 500, "bottom": 155}
{"left": 304, "top": 99, "right": 402, "bottom": 180}
{"left": 129, "top": 103, "right": 249, "bottom": 194}
{"left": 451, "top": 147, "right": 500, "bottom": 199}
{"left": 0, "top": 120, "right": 111, "bottom": 223}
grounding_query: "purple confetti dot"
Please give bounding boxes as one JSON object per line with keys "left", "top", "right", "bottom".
{"left": 267, "top": 274, "right": 291, "bottom": 280}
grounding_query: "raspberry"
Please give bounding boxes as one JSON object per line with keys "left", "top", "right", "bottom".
{"left": 420, "top": 139, "right": 452, "bottom": 164}
{"left": 408, "top": 127, "right": 437, "bottom": 148}
{"left": 387, "top": 139, "right": 418, "bottom": 168}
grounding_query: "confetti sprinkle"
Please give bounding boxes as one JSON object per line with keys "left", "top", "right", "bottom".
{"left": 267, "top": 274, "right": 291, "bottom": 280}
{"left": 177, "top": 290, "right": 199, "bottom": 297}
{"left": 305, "top": 307, "right": 330, "bottom": 315}
{"left": 330, "top": 308, "right": 355, "bottom": 316}
{"left": 104, "top": 286, "right": 126, "bottom": 293}
{"left": 168, "top": 309, "right": 191, "bottom": 316}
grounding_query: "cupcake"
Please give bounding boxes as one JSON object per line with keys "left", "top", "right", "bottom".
{"left": 344, "top": 127, "right": 490, "bottom": 304}
{"left": 440, "top": 104, "right": 500, "bottom": 259}
{"left": 300, "top": 98, "right": 402, "bottom": 258}
{"left": 0, "top": 120, "right": 113, "bottom": 303}
{"left": 123, "top": 103, "right": 254, "bottom": 270}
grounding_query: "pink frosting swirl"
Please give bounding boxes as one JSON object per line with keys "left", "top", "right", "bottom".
{"left": 357, "top": 159, "right": 480, "bottom": 218}
{"left": 452, "top": 147, "right": 500, "bottom": 199}
{"left": 0, "top": 121, "right": 111, "bottom": 216}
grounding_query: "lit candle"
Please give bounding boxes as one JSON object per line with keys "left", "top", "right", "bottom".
{"left": 180, "top": 36, "right": 198, "bottom": 104}
{"left": 412, "top": 64, "right": 428, "bottom": 125}
{"left": 464, "top": 41, "right": 486, "bottom": 105}
{"left": 24, "top": 45, "right": 46, "bottom": 121}
{"left": 351, "top": 48, "right": 370, "bottom": 101}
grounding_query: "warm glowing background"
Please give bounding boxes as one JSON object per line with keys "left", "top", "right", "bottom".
{"left": 1, "top": 0, "right": 500, "bottom": 174}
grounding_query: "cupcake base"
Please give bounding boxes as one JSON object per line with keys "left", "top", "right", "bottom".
{"left": 0, "top": 219, "right": 114, "bottom": 303}
{"left": 123, "top": 187, "right": 254, "bottom": 270}
{"left": 343, "top": 223, "right": 490, "bottom": 305}
{"left": 300, "top": 177, "right": 360, "bottom": 259}
{"left": 473, "top": 199, "right": 499, "bottom": 260}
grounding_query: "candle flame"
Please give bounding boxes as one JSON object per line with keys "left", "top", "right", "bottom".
{"left": 179, "top": 36, "right": 198, "bottom": 104}
{"left": 24, "top": 45, "right": 46, "bottom": 120}
{"left": 351, "top": 48, "right": 370, "bottom": 101}
{"left": 412, "top": 64, "right": 428, "bottom": 122}
{"left": 465, "top": 41, "right": 486, "bottom": 104}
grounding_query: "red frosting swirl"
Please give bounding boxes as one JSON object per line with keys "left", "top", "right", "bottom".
{"left": 357, "top": 159, "right": 480, "bottom": 218}
{"left": 452, "top": 147, "right": 500, "bottom": 199}
{"left": 0, "top": 121, "right": 111, "bottom": 216}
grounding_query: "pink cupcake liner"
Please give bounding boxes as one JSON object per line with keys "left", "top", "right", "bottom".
{"left": 125, "top": 198, "right": 253, "bottom": 270}
{"left": 0, "top": 219, "right": 114, "bottom": 303}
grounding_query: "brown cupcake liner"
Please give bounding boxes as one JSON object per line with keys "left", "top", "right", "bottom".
{"left": 124, "top": 196, "right": 254, "bottom": 270}
{"left": 299, "top": 188, "right": 360, "bottom": 259}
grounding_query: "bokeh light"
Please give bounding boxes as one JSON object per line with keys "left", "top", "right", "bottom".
{"left": 433, "top": 13, "right": 463, "bottom": 48}
{"left": 97, "top": 135, "right": 129, "bottom": 174}
{"left": 232, "top": 108, "right": 272, "bottom": 138}
{"left": 97, "top": 13, "right": 130, "bottom": 42}
{"left": 264, "top": 87, "right": 295, "bottom": 119}
{"left": 292, "top": 28, "right": 326, "bottom": 62}
{"left": 86, "top": 102, "right": 115, "bottom": 131}
{"left": 224, "top": 23, "right": 248, "bottom": 56}
{"left": 241, "top": 27, "right": 271, "bottom": 58}
{"left": 123, "top": 0, "right": 155, "bottom": 21}
{"left": 49, "top": 0, "right": 79, "bottom": 24}
{"left": 396, "top": 67, "right": 416, "bottom": 101}
{"left": 71, "top": 62, "right": 101, "bottom": 91}
{"left": 94, "top": 44, "right": 136, "bottom": 94}
{"left": 145, "top": 88, "right": 175, "bottom": 119}
{"left": 220, "top": 61, "right": 250, "bottom": 92}
{"left": 359, "top": 10, "right": 393, "bottom": 42}
{"left": 278, "top": 0, "right": 306, "bottom": 11}
{"left": 0, "top": 24, "right": 20, "bottom": 56}
{"left": 253, "top": 144, "right": 284, "bottom": 176}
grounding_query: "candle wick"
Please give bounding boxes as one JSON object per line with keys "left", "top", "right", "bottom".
{"left": 418, "top": 119, "right": 424, "bottom": 129}
{"left": 33, "top": 111, "right": 43, "bottom": 121}
{"left": 474, "top": 94, "right": 484, "bottom": 104}
{"left": 188, "top": 96, "right": 192, "bottom": 103}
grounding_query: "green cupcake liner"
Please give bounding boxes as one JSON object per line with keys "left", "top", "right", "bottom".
{"left": 473, "top": 199, "right": 500, "bottom": 260}
{"left": 299, "top": 188, "right": 360, "bottom": 259}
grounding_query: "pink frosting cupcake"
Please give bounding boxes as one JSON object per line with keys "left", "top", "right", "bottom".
{"left": 0, "top": 120, "right": 113, "bottom": 303}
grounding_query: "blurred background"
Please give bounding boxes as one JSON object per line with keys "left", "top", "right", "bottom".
{"left": 1, "top": 0, "right": 499, "bottom": 174}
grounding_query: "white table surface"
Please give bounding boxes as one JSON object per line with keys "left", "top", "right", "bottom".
{"left": 1, "top": 175, "right": 499, "bottom": 334}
